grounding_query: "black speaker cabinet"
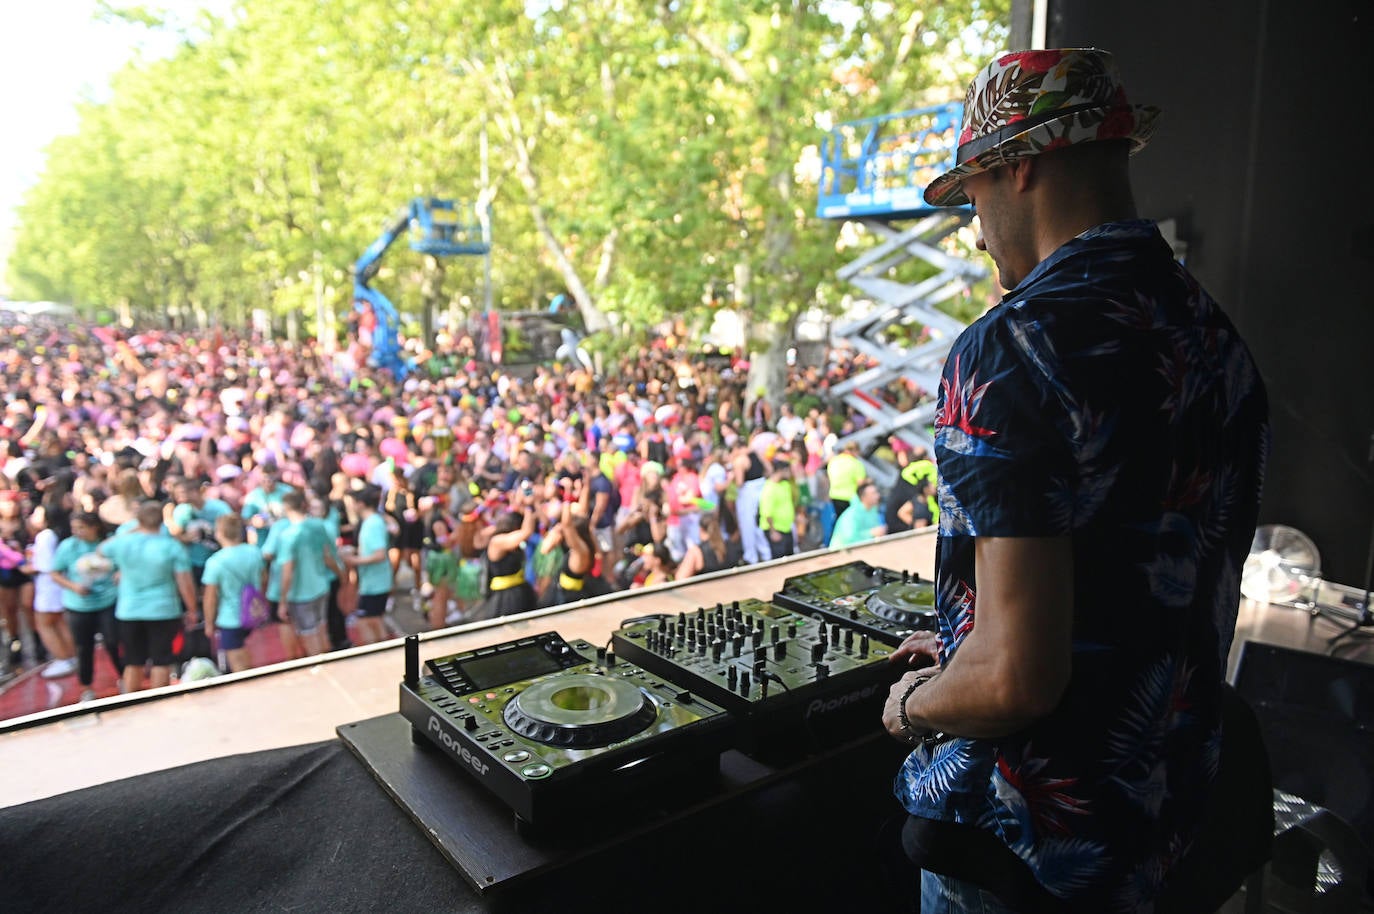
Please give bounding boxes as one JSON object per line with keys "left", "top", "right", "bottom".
{"left": 1232, "top": 640, "right": 1374, "bottom": 849}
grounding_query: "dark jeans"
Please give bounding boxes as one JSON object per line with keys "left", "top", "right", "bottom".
{"left": 768, "top": 530, "right": 795, "bottom": 560}
{"left": 921, "top": 872, "right": 1021, "bottom": 913}
{"left": 67, "top": 606, "right": 123, "bottom": 686}
{"left": 326, "top": 577, "right": 350, "bottom": 650}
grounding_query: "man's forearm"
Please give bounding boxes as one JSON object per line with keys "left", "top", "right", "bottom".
{"left": 904, "top": 634, "right": 1058, "bottom": 738}
{"left": 176, "top": 573, "right": 198, "bottom": 618}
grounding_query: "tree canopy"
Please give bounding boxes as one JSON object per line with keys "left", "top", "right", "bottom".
{"left": 8, "top": 0, "right": 1008, "bottom": 354}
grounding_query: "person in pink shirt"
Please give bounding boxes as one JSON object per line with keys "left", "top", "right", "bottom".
{"left": 664, "top": 455, "right": 701, "bottom": 562}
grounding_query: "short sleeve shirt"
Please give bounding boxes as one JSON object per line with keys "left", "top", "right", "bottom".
{"left": 356, "top": 512, "right": 393, "bottom": 596}
{"left": 894, "top": 221, "right": 1269, "bottom": 909}
{"left": 51, "top": 535, "right": 118, "bottom": 611}
{"left": 173, "top": 498, "right": 233, "bottom": 568}
{"left": 260, "top": 521, "right": 287, "bottom": 602}
{"left": 202, "top": 542, "right": 265, "bottom": 629}
{"left": 278, "top": 517, "right": 332, "bottom": 603}
{"left": 101, "top": 531, "right": 192, "bottom": 621}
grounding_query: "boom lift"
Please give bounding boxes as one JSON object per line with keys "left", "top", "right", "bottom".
{"left": 352, "top": 197, "right": 490, "bottom": 376}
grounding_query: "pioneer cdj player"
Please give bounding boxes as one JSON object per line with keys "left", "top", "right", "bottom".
{"left": 400, "top": 632, "right": 733, "bottom": 826}
{"left": 772, "top": 560, "right": 938, "bottom": 646}
{"left": 611, "top": 598, "right": 897, "bottom": 761}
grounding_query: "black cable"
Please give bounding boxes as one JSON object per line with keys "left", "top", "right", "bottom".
{"left": 758, "top": 669, "right": 791, "bottom": 692}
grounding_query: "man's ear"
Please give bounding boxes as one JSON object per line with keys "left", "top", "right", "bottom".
{"left": 1007, "top": 157, "right": 1036, "bottom": 193}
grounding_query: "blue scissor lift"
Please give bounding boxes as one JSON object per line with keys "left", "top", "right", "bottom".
{"left": 353, "top": 197, "right": 490, "bottom": 376}
{"left": 817, "top": 103, "right": 987, "bottom": 483}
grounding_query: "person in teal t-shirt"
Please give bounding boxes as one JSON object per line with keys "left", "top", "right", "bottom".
{"left": 344, "top": 484, "right": 392, "bottom": 646}
{"left": 256, "top": 512, "right": 303, "bottom": 662}
{"left": 168, "top": 478, "right": 233, "bottom": 582}
{"left": 828, "top": 480, "right": 887, "bottom": 549}
{"left": 312, "top": 490, "right": 351, "bottom": 652}
{"left": 275, "top": 491, "right": 342, "bottom": 657}
{"left": 49, "top": 511, "right": 124, "bottom": 698}
{"left": 99, "top": 500, "right": 197, "bottom": 693}
{"left": 241, "top": 464, "right": 294, "bottom": 522}
{"left": 202, "top": 514, "right": 265, "bottom": 673}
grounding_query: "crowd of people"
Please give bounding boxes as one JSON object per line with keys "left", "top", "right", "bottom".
{"left": 0, "top": 312, "right": 939, "bottom": 704}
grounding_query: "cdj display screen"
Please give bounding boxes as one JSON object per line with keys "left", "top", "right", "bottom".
{"left": 459, "top": 647, "right": 566, "bottom": 690}
{"left": 789, "top": 566, "right": 870, "bottom": 598}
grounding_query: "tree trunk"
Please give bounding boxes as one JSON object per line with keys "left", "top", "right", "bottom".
{"left": 420, "top": 255, "right": 446, "bottom": 348}
{"left": 745, "top": 318, "right": 793, "bottom": 431}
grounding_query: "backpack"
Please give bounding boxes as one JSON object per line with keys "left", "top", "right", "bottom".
{"left": 240, "top": 582, "right": 273, "bottom": 631}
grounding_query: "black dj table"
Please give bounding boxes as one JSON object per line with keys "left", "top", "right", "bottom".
{"left": 2, "top": 720, "right": 917, "bottom": 914}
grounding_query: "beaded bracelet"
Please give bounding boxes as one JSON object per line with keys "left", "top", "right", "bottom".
{"left": 897, "top": 673, "right": 943, "bottom": 745}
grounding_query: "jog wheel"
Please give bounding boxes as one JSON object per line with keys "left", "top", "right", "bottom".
{"left": 866, "top": 580, "right": 937, "bottom": 630}
{"left": 503, "top": 673, "right": 658, "bottom": 748}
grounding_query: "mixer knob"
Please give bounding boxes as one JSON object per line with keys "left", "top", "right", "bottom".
{"left": 773, "top": 641, "right": 786, "bottom": 661}
{"left": 606, "top": 650, "right": 617, "bottom": 666}
{"left": 732, "top": 600, "right": 740, "bottom": 614}
{"left": 844, "top": 629, "right": 854, "bottom": 652}
{"left": 712, "top": 640, "right": 724, "bottom": 663}
{"left": 754, "top": 645, "right": 766, "bottom": 665}
{"left": 727, "top": 666, "right": 738, "bottom": 689}
{"left": 732, "top": 635, "right": 744, "bottom": 656}
{"left": 815, "top": 663, "right": 830, "bottom": 680}
{"left": 859, "top": 633, "right": 870, "bottom": 659}
{"left": 849, "top": 608, "right": 860, "bottom": 620}
{"left": 770, "top": 625, "right": 780, "bottom": 644}
{"left": 739, "top": 670, "right": 751, "bottom": 695}
{"left": 811, "top": 641, "right": 825, "bottom": 663}
{"left": 788, "top": 623, "right": 797, "bottom": 638}
{"left": 751, "top": 629, "right": 763, "bottom": 648}
{"left": 463, "top": 715, "right": 478, "bottom": 731}
{"left": 658, "top": 617, "right": 668, "bottom": 632}
{"left": 902, "top": 569, "right": 910, "bottom": 582}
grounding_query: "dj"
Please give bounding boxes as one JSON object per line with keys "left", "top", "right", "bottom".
{"left": 880, "top": 50, "right": 1269, "bottom": 912}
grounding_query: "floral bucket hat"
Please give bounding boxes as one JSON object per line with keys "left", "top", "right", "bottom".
{"left": 924, "top": 48, "right": 1161, "bottom": 207}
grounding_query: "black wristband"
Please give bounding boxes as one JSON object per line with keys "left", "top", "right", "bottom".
{"left": 897, "top": 672, "right": 941, "bottom": 744}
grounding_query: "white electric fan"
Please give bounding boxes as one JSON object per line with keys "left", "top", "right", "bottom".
{"left": 1240, "top": 524, "right": 1322, "bottom": 606}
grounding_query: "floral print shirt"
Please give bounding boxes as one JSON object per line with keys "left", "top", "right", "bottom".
{"left": 895, "top": 220, "right": 1270, "bottom": 910}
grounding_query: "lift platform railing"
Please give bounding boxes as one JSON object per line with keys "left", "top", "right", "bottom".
{"left": 817, "top": 103, "right": 965, "bottom": 222}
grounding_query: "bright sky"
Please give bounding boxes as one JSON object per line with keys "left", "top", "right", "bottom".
{"left": 0, "top": 1, "right": 225, "bottom": 289}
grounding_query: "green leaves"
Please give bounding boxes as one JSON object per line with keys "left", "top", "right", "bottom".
{"left": 9, "top": 0, "right": 1008, "bottom": 348}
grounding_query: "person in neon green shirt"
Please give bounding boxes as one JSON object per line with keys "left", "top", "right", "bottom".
{"left": 826, "top": 441, "right": 867, "bottom": 516}
{"left": 758, "top": 460, "right": 797, "bottom": 559}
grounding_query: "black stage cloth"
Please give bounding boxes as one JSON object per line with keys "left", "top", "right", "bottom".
{"left": 3, "top": 735, "right": 919, "bottom": 914}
